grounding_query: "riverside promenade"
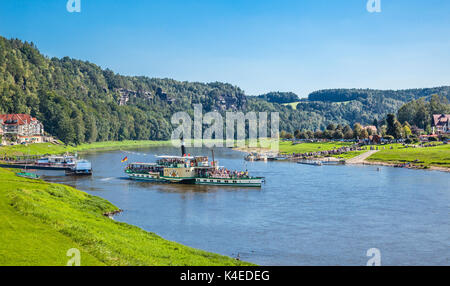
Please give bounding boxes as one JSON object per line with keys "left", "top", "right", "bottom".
{"left": 345, "top": 150, "right": 379, "bottom": 164}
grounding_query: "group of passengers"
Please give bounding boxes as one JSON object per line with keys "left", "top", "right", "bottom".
{"left": 207, "top": 168, "right": 249, "bottom": 179}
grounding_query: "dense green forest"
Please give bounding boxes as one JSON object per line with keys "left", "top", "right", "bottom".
{"left": 246, "top": 85, "right": 450, "bottom": 134}
{"left": 1, "top": 36, "right": 449, "bottom": 144}
{"left": 308, "top": 88, "right": 450, "bottom": 103}
{"left": 397, "top": 94, "right": 450, "bottom": 130}
{"left": 256, "top": 92, "right": 300, "bottom": 104}
{"left": 0, "top": 37, "right": 246, "bottom": 144}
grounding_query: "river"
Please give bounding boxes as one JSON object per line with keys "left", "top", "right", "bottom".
{"left": 39, "top": 146, "right": 450, "bottom": 265}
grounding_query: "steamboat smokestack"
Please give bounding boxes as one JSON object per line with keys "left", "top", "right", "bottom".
{"left": 181, "top": 137, "right": 186, "bottom": 156}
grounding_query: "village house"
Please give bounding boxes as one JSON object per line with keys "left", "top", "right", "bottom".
{"left": 0, "top": 114, "right": 45, "bottom": 143}
{"left": 432, "top": 114, "right": 450, "bottom": 134}
{"left": 364, "top": 125, "right": 378, "bottom": 135}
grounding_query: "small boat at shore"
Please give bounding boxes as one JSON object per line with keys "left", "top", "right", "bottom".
{"left": 297, "top": 160, "right": 323, "bottom": 166}
{"left": 245, "top": 152, "right": 268, "bottom": 162}
{"left": 65, "top": 159, "right": 93, "bottom": 176}
{"left": 16, "top": 172, "right": 40, "bottom": 180}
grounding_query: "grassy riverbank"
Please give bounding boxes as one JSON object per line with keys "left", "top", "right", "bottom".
{"left": 0, "top": 140, "right": 171, "bottom": 156}
{"left": 366, "top": 143, "right": 450, "bottom": 168}
{"left": 278, "top": 141, "right": 354, "bottom": 154}
{"left": 0, "top": 168, "right": 251, "bottom": 266}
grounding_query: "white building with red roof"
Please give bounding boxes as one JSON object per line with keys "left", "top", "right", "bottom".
{"left": 0, "top": 114, "right": 44, "bottom": 143}
{"left": 432, "top": 114, "right": 450, "bottom": 134}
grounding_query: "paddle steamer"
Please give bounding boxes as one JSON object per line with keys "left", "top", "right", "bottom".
{"left": 125, "top": 144, "right": 264, "bottom": 187}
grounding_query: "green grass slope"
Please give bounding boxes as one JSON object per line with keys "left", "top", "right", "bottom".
{"left": 367, "top": 143, "right": 450, "bottom": 168}
{"left": 278, "top": 141, "right": 353, "bottom": 154}
{"left": 0, "top": 140, "right": 171, "bottom": 157}
{"left": 0, "top": 168, "right": 251, "bottom": 266}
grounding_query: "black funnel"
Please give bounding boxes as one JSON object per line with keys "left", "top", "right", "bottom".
{"left": 181, "top": 137, "right": 186, "bottom": 156}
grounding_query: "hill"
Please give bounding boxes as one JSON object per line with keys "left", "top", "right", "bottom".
{"left": 0, "top": 36, "right": 246, "bottom": 144}
{"left": 1, "top": 35, "right": 449, "bottom": 142}
{"left": 250, "top": 87, "right": 450, "bottom": 131}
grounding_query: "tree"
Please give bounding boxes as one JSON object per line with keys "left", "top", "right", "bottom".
{"left": 281, "top": 130, "right": 294, "bottom": 139}
{"left": 326, "top": 123, "right": 336, "bottom": 131}
{"left": 429, "top": 94, "right": 450, "bottom": 115}
{"left": 360, "top": 129, "right": 369, "bottom": 139}
{"left": 386, "top": 114, "right": 397, "bottom": 137}
{"left": 333, "top": 130, "right": 344, "bottom": 139}
{"left": 353, "top": 123, "right": 363, "bottom": 139}
{"left": 415, "top": 103, "right": 429, "bottom": 129}
{"left": 344, "top": 129, "right": 354, "bottom": 139}
{"left": 393, "top": 121, "right": 404, "bottom": 139}
{"left": 372, "top": 119, "right": 379, "bottom": 128}
{"left": 403, "top": 124, "right": 412, "bottom": 138}
{"left": 343, "top": 125, "right": 352, "bottom": 134}
{"left": 379, "top": 125, "right": 387, "bottom": 137}
{"left": 323, "top": 130, "right": 333, "bottom": 139}
{"left": 386, "top": 113, "right": 404, "bottom": 139}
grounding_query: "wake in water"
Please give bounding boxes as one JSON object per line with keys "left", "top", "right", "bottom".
{"left": 121, "top": 150, "right": 151, "bottom": 156}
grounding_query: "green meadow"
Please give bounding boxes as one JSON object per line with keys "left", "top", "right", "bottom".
{"left": 0, "top": 140, "right": 171, "bottom": 157}
{"left": 367, "top": 143, "right": 450, "bottom": 168}
{"left": 278, "top": 141, "right": 354, "bottom": 154}
{"left": 282, "top": 102, "right": 300, "bottom": 110}
{"left": 0, "top": 168, "right": 251, "bottom": 266}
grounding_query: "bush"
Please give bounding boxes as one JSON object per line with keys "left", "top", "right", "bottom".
{"left": 405, "top": 135, "right": 419, "bottom": 144}
{"left": 440, "top": 134, "right": 450, "bottom": 141}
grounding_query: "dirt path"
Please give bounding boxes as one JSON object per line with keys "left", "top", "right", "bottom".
{"left": 346, "top": 150, "right": 379, "bottom": 164}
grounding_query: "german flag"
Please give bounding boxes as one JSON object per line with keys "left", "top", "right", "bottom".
{"left": 121, "top": 156, "right": 128, "bottom": 163}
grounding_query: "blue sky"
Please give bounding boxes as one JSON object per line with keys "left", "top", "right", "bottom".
{"left": 1, "top": 0, "right": 449, "bottom": 97}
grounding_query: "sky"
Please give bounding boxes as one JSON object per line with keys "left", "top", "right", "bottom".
{"left": 0, "top": 0, "right": 449, "bottom": 97}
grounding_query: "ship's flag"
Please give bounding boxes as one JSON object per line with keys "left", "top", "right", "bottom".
{"left": 121, "top": 156, "right": 128, "bottom": 163}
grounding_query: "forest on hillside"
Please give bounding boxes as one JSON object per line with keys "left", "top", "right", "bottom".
{"left": 1, "top": 36, "right": 449, "bottom": 144}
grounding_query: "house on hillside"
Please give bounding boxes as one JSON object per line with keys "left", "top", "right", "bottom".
{"left": 0, "top": 114, "right": 44, "bottom": 143}
{"left": 364, "top": 125, "right": 378, "bottom": 135}
{"left": 432, "top": 114, "right": 450, "bottom": 134}
{"left": 369, "top": 135, "right": 382, "bottom": 144}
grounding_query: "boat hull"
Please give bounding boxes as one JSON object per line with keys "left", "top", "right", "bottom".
{"left": 127, "top": 173, "right": 263, "bottom": 187}
{"left": 128, "top": 173, "right": 167, "bottom": 182}
{"left": 195, "top": 177, "right": 263, "bottom": 187}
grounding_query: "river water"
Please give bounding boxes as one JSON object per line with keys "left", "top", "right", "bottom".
{"left": 39, "top": 146, "right": 449, "bottom": 265}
